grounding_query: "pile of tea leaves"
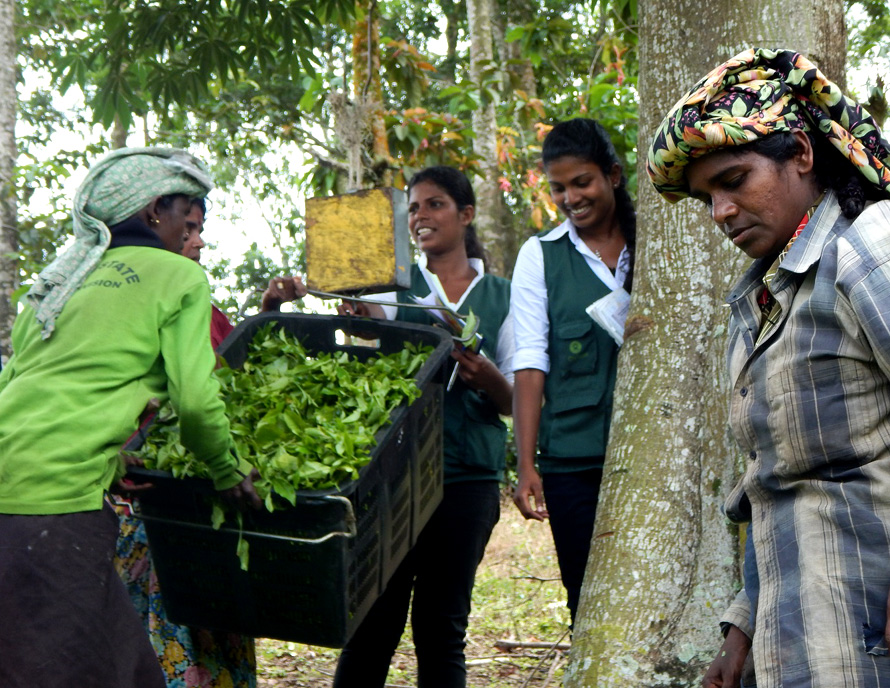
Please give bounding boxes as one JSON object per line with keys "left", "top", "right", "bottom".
{"left": 137, "top": 324, "right": 432, "bottom": 511}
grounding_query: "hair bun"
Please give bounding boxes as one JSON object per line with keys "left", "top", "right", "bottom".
{"left": 838, "top": 176, "right": 866, "bottom": 218}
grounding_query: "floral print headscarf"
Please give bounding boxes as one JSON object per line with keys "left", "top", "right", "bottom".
{"left": 647, "top": 47, "right": 890, "bottom": 202}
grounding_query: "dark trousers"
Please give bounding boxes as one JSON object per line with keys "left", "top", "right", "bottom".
{"left": 0, "top": 503, "right": 165, "bottom": 688}
{"left": 541, "top": 468, "right": 603, "bottom": 625}
{"left": 333, "top": 480, "right": 501, "bottom": 688}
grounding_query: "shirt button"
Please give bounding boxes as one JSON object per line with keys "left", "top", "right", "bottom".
{"left": 740, "top": 387, "right": 748, "bottom": 397}
{"left": 749, "top": 450, "right": 756, "bottom": 460}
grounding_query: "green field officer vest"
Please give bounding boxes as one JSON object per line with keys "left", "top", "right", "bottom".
{"left": 538, "top": 233, "right": 619, "bottom": 465}
{"left": 397, "top": 265, "right": 510, "bottom": 483}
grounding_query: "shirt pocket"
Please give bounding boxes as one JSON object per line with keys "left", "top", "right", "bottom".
{"left": 765, "top": 357, "right": 888, "bottom": 476}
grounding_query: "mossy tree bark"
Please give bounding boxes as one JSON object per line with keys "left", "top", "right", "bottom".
{"left": 0, "top": 0, "right": 17, "bottom": 356}
{"left": 564, "top": 2, "right": 846, "bottom": 686}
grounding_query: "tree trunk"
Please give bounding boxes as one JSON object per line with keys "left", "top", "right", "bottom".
{"left": 352, "top": 0, "right": 389, "bottom": 187}
{"left": 0, "top": 0, "right": 18, "bottom": 359}
{"left": 465, "top": 0, "right": 505, "bottom": 275}
{"left": 564, "top": 2, "right": 846, "bottom": 686}
{"left": 438, "top": 0, "right": 459, "bottom": 85}
{"left": 498, "top": 0, "right": 537, "bottom": 97}
{"left": 111, "top": 114, "right": 128, "bottom": 149}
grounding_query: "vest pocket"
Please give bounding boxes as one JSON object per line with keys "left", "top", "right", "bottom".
{"left": 552, "top": 319, "right": 599, "bottom": 379}
{"left": 443, "top": 389, "right": 506, "bottom": 471}
{"left": 542, "top": 319, "right": 614, "bottom": 457}
{"left": 463, "top": 390, "right": 501, "bottom": 426}
{"left": 546, "top": 386, "right": 607, "bottom": 415}
{"left": 451, "top": 391, "right": 506, "bottom": 472}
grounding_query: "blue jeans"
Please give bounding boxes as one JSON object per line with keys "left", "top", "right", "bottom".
{"left": 333, "top": 480, "right": 500, "bottom": 688}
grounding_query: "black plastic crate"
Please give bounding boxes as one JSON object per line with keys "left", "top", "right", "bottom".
{"left": 130, "top": 312, "right": 450, "bottom": 647}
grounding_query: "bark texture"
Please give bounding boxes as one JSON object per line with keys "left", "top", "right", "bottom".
{"left": 111, "top": 115, "right": 128, "bottom": 149}
{"left": 352, "top": 0, "right": 390, "bottom": 187}
{"left": 491, "top": 3, "right": 537, "bottom": 99}
{"left": 466, "top": 0, "right": 505, "bottom": 275}
{"left": 0, "top": 0, "right": 17, "bottom": 358}
{"left": 564, "top": 2, "right": 846, "bottom": 686}
{"left": 438, "top": 0, "right": 459, "bottom": 85}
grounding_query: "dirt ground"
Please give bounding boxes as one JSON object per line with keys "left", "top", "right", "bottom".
{"left": 256, "top": 493, "right": 571, "bottom": 687}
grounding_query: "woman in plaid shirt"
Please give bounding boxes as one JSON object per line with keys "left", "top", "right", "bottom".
{"left": 649, "top": 49, "right": 890, "bottom": 688}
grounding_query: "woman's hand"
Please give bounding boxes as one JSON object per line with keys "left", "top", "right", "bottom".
{"left": 336, "top": 300, "right": 385, "bottom": 341}
{"left": 452, "top": 347, "right": 513, "bottom": 414}
{"left": 261, "top": 276, "right": 307, "bottom": 312}
{"left": 114, "top": 397, "right": 161, "bottom": 494}
{"left": 512, "top": 368, "right": 547, "bottom": 520}
{"left": 452, "top": 347, "right": 496, "bottom": 388}
{"left": 513, "top": 464, "right": 548, "bottom": 521}
{"left": 219, "top": 468, "right": 263, "bottom": 511}
{"left": 114, "top": 454, "right": 155, "bottom": 494}
{"left": 702, "top": 625, "right": 752, "bottom": 688}
{"left": 337, "top": 299, "right": 385, "bottom": 319}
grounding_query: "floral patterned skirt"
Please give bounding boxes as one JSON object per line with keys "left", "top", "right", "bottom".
{"left": 114, "top": 504, "right": 256, "bottom": 688}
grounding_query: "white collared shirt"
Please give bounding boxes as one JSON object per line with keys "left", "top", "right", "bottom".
{"left": 377, "top": 255, "right": 515, "bottom": 382}
{"left": 511, "top": 218, "right": 629, "bottom": 374}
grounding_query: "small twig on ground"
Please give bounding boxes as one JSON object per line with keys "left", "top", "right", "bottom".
{"left": 495, "top": 639, "right": 571, "bottom": 651}
{"left": 510, "top": 575, "right": 562, "bottom": 582}
{"left": 466, "top": 657, "right": 524, "bottom": 667}
{"left": 474, "top": 652, "right": 555, "bottom": 661}
{"left": 519, "top": 628, "right": 571, "bottom": 688}
{"left": 542, "top": 652, "right": 567, "bottom": 688}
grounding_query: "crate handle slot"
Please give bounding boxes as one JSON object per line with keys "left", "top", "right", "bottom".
{"left": 334, "top": 328, "right": 381, "bottom": 349}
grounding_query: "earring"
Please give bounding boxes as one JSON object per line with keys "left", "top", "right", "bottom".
{"left": 149, "top": 218, "right": 159, "bottom": 226}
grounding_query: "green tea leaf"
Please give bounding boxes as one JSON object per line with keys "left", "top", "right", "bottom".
{"left": 211, "top": 503, "right": 225, "bottom": 530}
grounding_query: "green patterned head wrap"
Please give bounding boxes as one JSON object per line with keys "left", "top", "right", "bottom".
{"left": 646, "top": 48, "right": 890, "bottom": 202}
{"left": 27, "top": 147, "right": 213, "bottom": 338}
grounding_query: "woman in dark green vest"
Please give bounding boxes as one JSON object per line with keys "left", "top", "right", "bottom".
{"left": 333, "top": 166, "right": 514, "bottom": 688}
{"left": 511, "top": 118, "right": 636, "bottom": 625}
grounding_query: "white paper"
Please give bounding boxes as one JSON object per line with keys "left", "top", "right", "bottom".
{"left": 585, "top": 288, "right": 630, "bottom": 346}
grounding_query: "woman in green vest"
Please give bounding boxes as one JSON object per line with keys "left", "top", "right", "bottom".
{"left": 511, "top": 118, "right": 636, "bottom": 625}
{"left": 333, "top": 166, "right": 514, "bottom": 688}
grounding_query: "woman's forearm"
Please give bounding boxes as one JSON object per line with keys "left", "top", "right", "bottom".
{"left": 513, "top": 368, "right": 545, "bottom": 469}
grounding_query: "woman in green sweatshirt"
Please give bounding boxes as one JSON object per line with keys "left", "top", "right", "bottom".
{"left": 0, "top": 148, "right": 260, "bottom": 688}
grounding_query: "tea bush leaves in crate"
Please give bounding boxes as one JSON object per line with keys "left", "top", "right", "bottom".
{"left": 138, "top": 324, "right": 433, "bottom": 511}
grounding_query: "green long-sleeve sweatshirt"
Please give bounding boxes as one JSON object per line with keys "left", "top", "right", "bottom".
{"left": 0, "top": 243, "right": 245, "bottom": 515}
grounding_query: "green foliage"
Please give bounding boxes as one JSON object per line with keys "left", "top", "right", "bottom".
{"left": 14, "top": 64, "right": 107, "bottom": 281}
{"left": 207, "top": 240, "right": 303, "bottom": 317}
{"left": 14, "top": 0, "right": 643, "bottom": 301}
{"left": 847, "top": 0, "right": 890, "bottom": 71}
{"left": 48, "top": 0, "right": 357, "bottom": 130}
{"left": 503, "top": 13, "right": 577, "bottom": 71}
{"left": 136, "top": 325, "right": 432, "bottom": 510}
